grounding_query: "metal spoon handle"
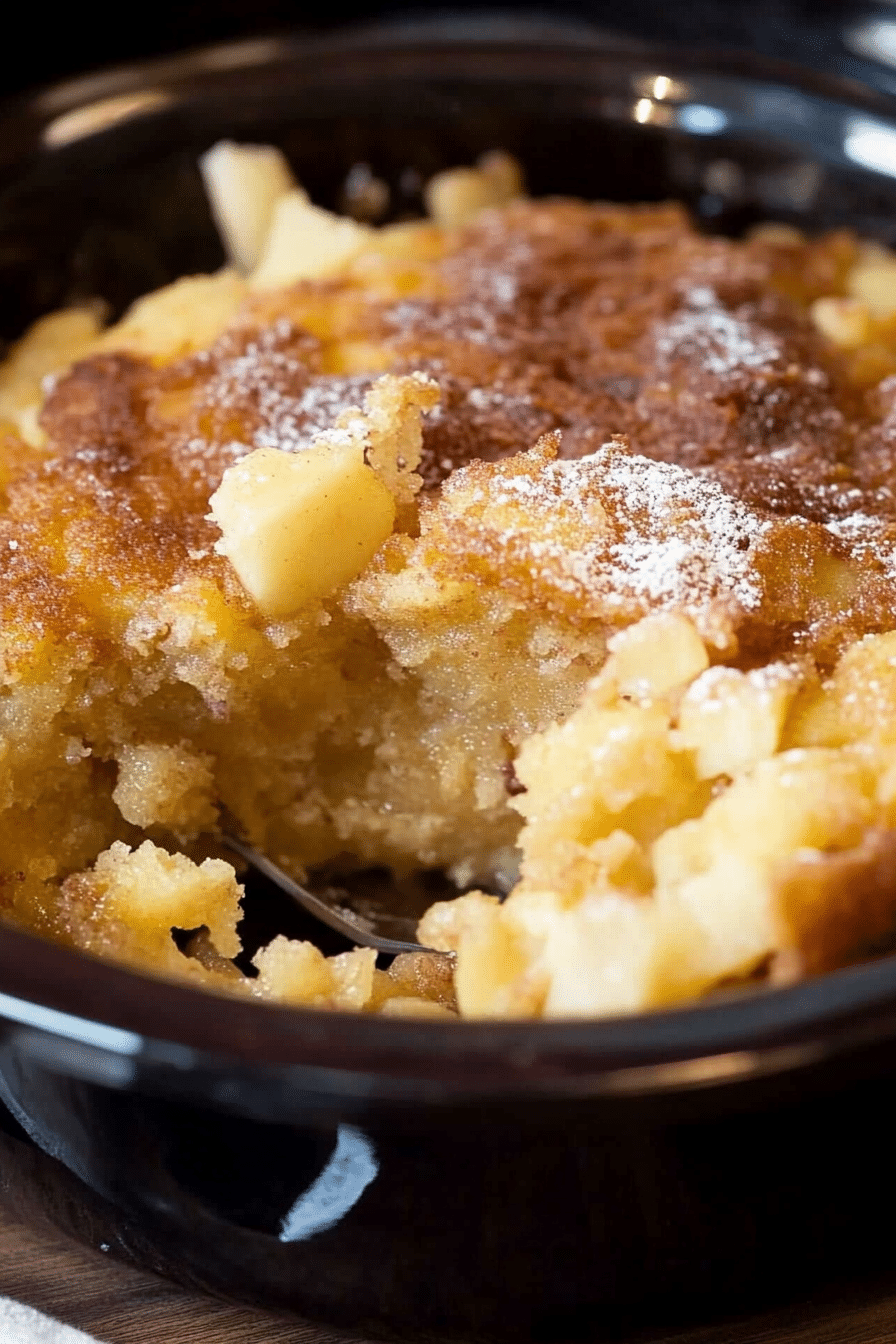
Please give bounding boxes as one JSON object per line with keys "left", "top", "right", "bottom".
{"left": 223, "top": 836, "right": 427, "bottom": 956}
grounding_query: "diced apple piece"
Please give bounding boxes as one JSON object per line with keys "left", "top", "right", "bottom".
{"left": 478, "top": 150, "right": 525, "bottom": 202}
{"left": 540, "top": 891, "right": 721, "bottom": 1017}
{"left": 676, "top": 662, "right": 803, "bottom": 779}
{"left": 423, "top": 891, "right": 542, "bottom": 1018}
{"left": 454, "top": 913, "right": 532, "bottom": 1017}
{"left": 209, "top": 438, "right": 395, "bottom": 616}
{"left": 252, "top": 936, "right": 332, "bottom": 1002}
{"left": 512, "top": 689, "right": 704, "bottom": 864}
{"left": 96, "top": 270, "right": 247, "bottom": 362}
{"left": 653, "top": 747, "right": 883, "bottom": 984}
{"left": 250, "top": 192, "right": 372, "bottom": 290}
{"left": 789, "top": 630, "right": 896, "bottom": 748}
{"left": 424, "top": 152, "right": 525, "bottom": 228}
{"left": 604, "top": 612, "right": 708, "bottom": 701}
{"left": 847, "top": 259, "right": 896, "bottom": 318}
{"left": 328, "top": 948, "right": 377, "bottom": 1009}
{"left": 540, "top": 894, "right": 660, "bottom": 1018}
{"left": 655, "top": 850, "right": 781, "bottom": 987}
{"left": 417, "top": 890, "right": 499, "bottom": 954}
{"left": 810, "top": 296, "right": 872, "bottom": 349}
{"left": 199, "top": 140, "right": 299, "bottom": 274}
{"left": 0, "top": 307, "right": 103, "bottom": 444}
{"left": 424, "top": 168, "right": 499, "bottom": 229}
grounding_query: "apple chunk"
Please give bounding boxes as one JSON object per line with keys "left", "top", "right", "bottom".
{"left": 199, "top": 140, "right": 299, "bottom": 275}
{"left": 209, "top": 439, "right": 395, "bottom": 615}
{"left": 250, "top": 192, "right": 371, "bottom": 289}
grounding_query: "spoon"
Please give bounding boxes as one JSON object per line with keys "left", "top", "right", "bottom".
{"left": 223, "top": 835, "right": 433, "bottom": 956}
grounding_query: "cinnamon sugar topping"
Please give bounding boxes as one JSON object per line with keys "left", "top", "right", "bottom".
{"left": 432, "top": 436, "right": 768, "bottom": 634}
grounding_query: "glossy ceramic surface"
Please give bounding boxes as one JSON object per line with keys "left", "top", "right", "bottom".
{"left": 5, "top": 16, "right": 896, "bottom": 1339}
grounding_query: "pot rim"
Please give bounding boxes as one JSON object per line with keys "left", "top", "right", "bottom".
{"left": 4, "top": 13, "right": 896, "bottom": 1102}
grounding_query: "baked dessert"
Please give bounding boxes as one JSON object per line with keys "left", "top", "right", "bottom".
{"left": 3, "top": 144, "right": 896, "bottom": 1018}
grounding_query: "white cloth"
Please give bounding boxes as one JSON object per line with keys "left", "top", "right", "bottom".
{"left": 0, "top": 1297, "right": 100, "bottom": 1343}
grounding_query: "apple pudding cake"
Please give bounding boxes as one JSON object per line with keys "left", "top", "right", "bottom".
{"left": 3, "top": 143, "right": 896, "bottom": 1018}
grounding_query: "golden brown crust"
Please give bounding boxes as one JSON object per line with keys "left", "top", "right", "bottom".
{"left": 6, "top": 199, "right": 896, "bottom": 678}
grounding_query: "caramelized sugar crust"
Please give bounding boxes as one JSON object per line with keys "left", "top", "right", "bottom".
{"left": 11, "top": 201, "right": 896, "bottom": 662}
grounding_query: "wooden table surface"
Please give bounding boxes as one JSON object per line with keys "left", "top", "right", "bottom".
{"left": 4, "top": 1201, "right": 896, "bottom": 1344}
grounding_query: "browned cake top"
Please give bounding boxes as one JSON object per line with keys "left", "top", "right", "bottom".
{"left": 3, "top": 198, "right": 896, "bottom": 668}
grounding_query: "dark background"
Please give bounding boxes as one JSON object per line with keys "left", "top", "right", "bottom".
{"left": 9, "top": 2, "right": 896, "bottom": 103}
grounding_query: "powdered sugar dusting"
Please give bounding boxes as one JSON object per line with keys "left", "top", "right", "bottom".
{"left": 288, "top": 375, "right": 373, "bottom": 438}
{"left": 684, "top": 660, "right": 802, "bottom": 711}
{"left": 655, "top": 286, "right": 783, "bottom": 378}
{"left": 454, "top": 440, "right": 770, "bottom": 623}
{"left": 598, "top": 449, "right": 769, "bottom": 611}
{"left": 824, "top": 511, "right": 896, "bottom": 578}
{"left": 194, "top": 321, "right": 372, "bottom": 459}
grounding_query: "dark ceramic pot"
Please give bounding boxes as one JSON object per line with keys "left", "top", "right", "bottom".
{"left": 5, "top": 15, "right": 896, "bottom": 1341}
